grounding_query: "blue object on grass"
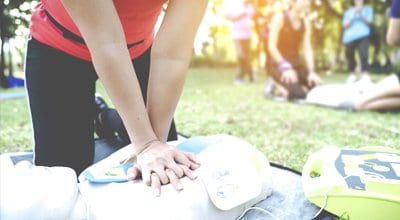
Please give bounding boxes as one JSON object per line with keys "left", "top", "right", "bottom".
{"left": 7, "top": 76, "right": 25, "bottom": 88}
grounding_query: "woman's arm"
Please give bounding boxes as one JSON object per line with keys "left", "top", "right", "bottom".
{"left": 303, "top": 18, "right": 322, "bottom": 87}
{"left": 225, "top": 12, "right": 246, "bottom": 22}
{"left": 268, "top": 12, "right": 298, "bottom": 84}
{"left": 60, "top": 0, "right": 157, "bottom": 153}
{"left": 148, "top": 0, "right": 208, "bottom": 143}
{"left": 268, "top": 12, "right": 285, "bottom": 63}
{"left": 60, "top": 0, "right": 205, "bottom": 195}
{"left": 342, "top": 9, "right": 356, "bottom": 29}
{"left": 303, "top": 18, "right": 315, "bottom": 74}
{"left": 359, "top": 6, "right": 373, "bottom": 25}
{"left": 387, "top": 18, "right": 400, "bottom": 47}
{"left": 142, "top": 0, "right": 207, "bottom": 194}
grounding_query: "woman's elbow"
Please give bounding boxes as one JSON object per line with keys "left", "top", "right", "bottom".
{"left": 386, "top": 19, "right": 400, "bottom": 47}
{"left": 387, "top": 34, "right": 400, "bottom": 47}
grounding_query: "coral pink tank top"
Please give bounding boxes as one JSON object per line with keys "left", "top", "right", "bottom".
{"left": 30, "top": 0, "right": 165, "bottom": 61}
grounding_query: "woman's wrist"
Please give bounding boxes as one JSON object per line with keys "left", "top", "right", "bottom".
{"left": 308, "top": 69, "right": 316, "bottom": 75}
{"left": 134, "top": 138, "right": 160, "bottom": 157}
{"left": 308, "top": 71, "right": 319, "bottom": 80}
{"left": 278, "top": 59, "right": 293, "bottom": 73}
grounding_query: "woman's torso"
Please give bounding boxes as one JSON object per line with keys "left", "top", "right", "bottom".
{"left": 30, "top": 0, "right": 165, "bottom": 61}
{"left": 230, "top": 3, "right": 254, "bottom": 40}
{"left": 342, "top": 6, "right": 373, "bottom": 44}
{"left": 276, "top": 12, "right": 305, "bottom": 66}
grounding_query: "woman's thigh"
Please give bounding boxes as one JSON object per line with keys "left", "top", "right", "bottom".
{"left": 25, "top": 38, "right": 98, "bottom": 174}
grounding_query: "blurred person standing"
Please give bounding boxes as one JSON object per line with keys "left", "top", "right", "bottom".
{"left": 224, "top": 0, "right": 255, "bottom": 85}
{"left": 342, "top": 0, "right": 373, "bottom": 84}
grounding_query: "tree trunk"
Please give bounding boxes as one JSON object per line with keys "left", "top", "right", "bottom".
{"left": 0, "top": 0, "right": 8, "bottom": 88}
{"left": 8, "top": 39, "right": 13, "bottom": 77}
{"left": 0, "top": 38, "right": 7, "bottom": 88}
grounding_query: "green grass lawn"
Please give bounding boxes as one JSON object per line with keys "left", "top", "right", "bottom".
{"left": 0, "top": 67, "right": 399, "bottom": 171}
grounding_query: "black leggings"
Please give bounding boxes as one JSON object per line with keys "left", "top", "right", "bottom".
{"left": 345, "top": 37, "right": 370, "bottom": 73}
{"left": 235, "top": 39, "right": 253, "bottom": 81}
{"left": 25, "top": 38, "right": 177, "bottom": 174}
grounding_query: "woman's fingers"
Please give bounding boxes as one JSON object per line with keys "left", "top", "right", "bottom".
{"left": 144, "top": 164, "right": 170, "bottom": 185}
{"left": 183, "top": 152, "right": 201, "bottom": 169}
{"left": 136, "top": 162, "right": 198, "bottom": 197}
{"left": 183, "top": 151, "right": 197, "bottom": 162}
{"left": 179, "top": 164, "right": 198, "bottom": 180}
{"left": 152, "top": 165, "right": 196, "bottom": 194}
{"left": 165, "top": 168, "right": 184, "bottom": 191}
{"left": 153, "top": 167, "right": 170, "bottom": 185}
{"left": 151, "top": 172, "right": 161, "bottom": 197}
{"left": 165, "top": 161, "right": 184, "bottom": 178}
{"left": 280, "top": 75, "right": 287, "bottom": 83}
{"left": 135, "top": 143, "right": 202, "bottom": 196}
{"left": 127, "top": 166, "right": 141, "bottom": 180}
{"left": 141, "top": 167, "right": 152, "bottom": 186}
{"left": 174, "top": 150, "right": 201, "bottom": 170}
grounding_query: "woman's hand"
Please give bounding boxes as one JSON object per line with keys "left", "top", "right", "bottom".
{"left": 127, "top": 141, "right": 200, "bottom": 196}
{"left": 281, "top": 69, "right": 298, "bottom": 84}
{"left": 307, "top": 72, "right": 323, "bottom": 87}
{"left": 354, "top": 6, "right": 363, "bottom": 15}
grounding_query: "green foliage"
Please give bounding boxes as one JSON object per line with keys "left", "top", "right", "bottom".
{"left": 307, "top": 0, "right": 392, "bottom": 70}
{"left": 1, "top": 0, "right": 35, "bottom": 38}
{"left": 1, "top": 0, "right": 36, "bottom": 87}
{"left": 204, "top": 0, "right": 396, "bottom": 71}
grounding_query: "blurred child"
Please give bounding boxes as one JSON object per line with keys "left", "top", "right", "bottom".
{"left": 224, "top": 0, "right": 255, "bottom": 84}
{"left": 342, "top": 0, "right": 373, "bottom": 84}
